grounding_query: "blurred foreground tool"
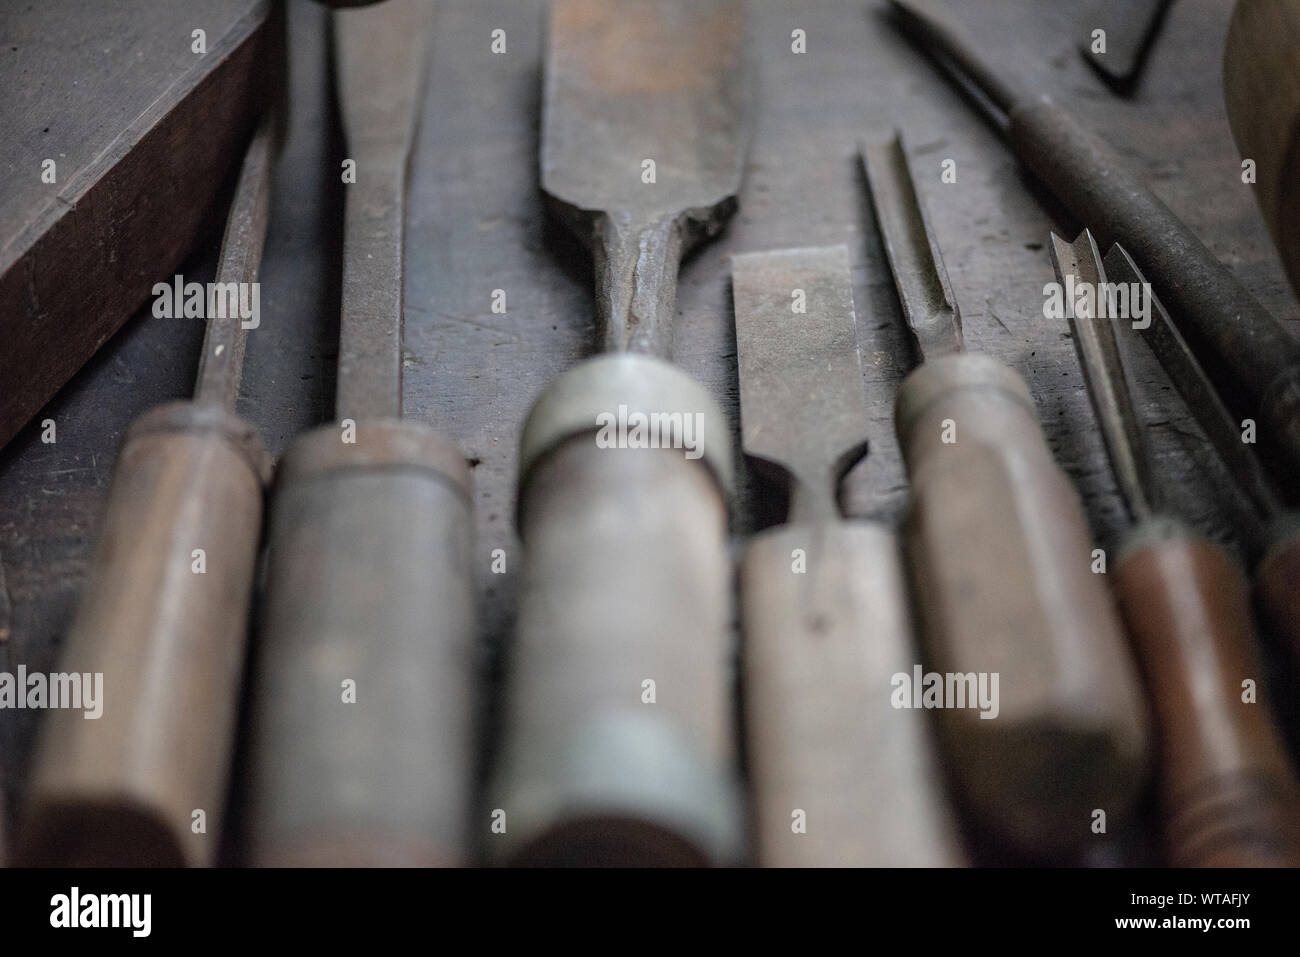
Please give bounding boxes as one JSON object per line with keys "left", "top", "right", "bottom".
{"left": 1051, "top": 230, "right": 1300, "bottom": 867}
{"left": 862, "top": 134, "right": 1148, "bottom": 861}
{"left": 732, "top": 245, "right": 963, "bottom": 866}
{"left": 886, "top": 0, "right": 1300, "bottom": 478}
{"left": 1079, "top": 0, "right": 1170, "bottom": 92}
{"left": 244, "top": 0, "right": 477, "bottom": 866}
{"left": 0, "top": 0, "right": 273, "bottom": 450}
{"left": 1101, "top": 246, "right": 1300, "bottom": 674}
{"left": 1224, "top": 0, "right": 1300, "bottom": 301}
{"left": 487, "top": 0, "right": 750, "bottom": 866}
{"left": 19, "top": 115, "right": 276, "bottom": 866}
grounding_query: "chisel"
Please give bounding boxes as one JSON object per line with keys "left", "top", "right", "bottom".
{"left": 862, "top": 133, "right": 1148, "bottom": 861}
{"left": 1101, "top": 244, "right": 1300, "bottom": 672}
{"left": 487, "top": 0, "right": 750, "bottom": 866}
{"left": 1051, "top": 230, "right": 1300, "bottom": 867}
{"left": 18, "top": 113, "right": 276, "bottom": 866}
{"left": 243, "top": 0, "right": 477, "bottom": 866}
{"left": 732, "top": 245, "right": 963, "bottom": 867}
{"left": 886, "top": 0, "right": 1300, "bottom": 478}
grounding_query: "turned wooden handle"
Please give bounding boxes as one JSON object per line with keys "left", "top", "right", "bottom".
{"left": 19, "top": 403, "right": 268, "bottom": 866}
{"left": 895, "top": 353, "right": 1149, "bottom": 860}
{"left": 1255, "top": 529, "right": 1300, "bottom": 668}
{"left": 488, "top": 438, "right": 742, "bottom": 866}
{"left": 1114, "top": 524, "right": 1300, "bottom": 867}
{"left": 741, "top": 521, "right": 963, "bottom": 866}
{"left": 243, "top": 419, "right": 476, "bottom": 866}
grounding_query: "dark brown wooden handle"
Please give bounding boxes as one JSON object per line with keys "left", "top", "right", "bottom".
{"left": 243, "top": 419, "right": 476, "bottom": 866}
{"left": 895, "top": 353, "right": 1149, "bottom": 861}
{"left": 741, "top": 522, "right": 963, "bottom": 866}
{"left": 1256, "top": 531, "right": 1300, "bottom": 668}
{"left": 19, "top": 403, "right": 268, "bottom": 866}
{"left": 1114, "top": 525, "right": 1300, "bottom": 867}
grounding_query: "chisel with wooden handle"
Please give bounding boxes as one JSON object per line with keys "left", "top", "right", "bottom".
{"left": 732, "top": 244, "right": 963, "bottom": 867}
{"left": 243, "top": 0, "right": 477, "bottom": 866}
{"left": 18, "top": 113, "right": 276, "bottom": 866}
{"left": 1100, "top": 244, "right": 1300, "bottom": 671}
{"left": 486, "top": 0, "right": 750, "bottom": 866}
{"left": 1051, "top": 230, "right": 1300, "bottom": 866}
{"left": 862, "top": 134, "right": 1148, "bottom": 861}
{"left": 887, "top": 0, "right": 1300, "bottom": 479}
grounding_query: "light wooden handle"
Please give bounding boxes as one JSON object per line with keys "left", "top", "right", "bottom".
{"left": 896, "top": 353, "right": 1149, "bottom": 860}
{"left": 741, "top": 521, "right": 963, "bottom": 866}
{"left": 243, "top": 419, "right": 476, "bottom": 866}
{"left": 20, "top": 403, "right": 267, "bottom": 866}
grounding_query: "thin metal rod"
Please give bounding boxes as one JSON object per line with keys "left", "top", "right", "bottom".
{"left": 331, "top": 0, "right": 435, "bottom": 421}
{"left": 194, "top": 113, "right": 276, "bottom": 410}
{"left": 1050, "top": 230, "right": 1157, "bottom": 522}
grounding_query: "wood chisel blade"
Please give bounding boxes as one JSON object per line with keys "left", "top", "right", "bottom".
{"left": 732, "top": 244, "right": 868, "bottom": 523}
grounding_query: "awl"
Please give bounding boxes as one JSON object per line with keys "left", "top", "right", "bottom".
{"left": 887, "top": 0, "right": 1300, "bottom": 478}
{"left": 19, "top": 113, "right": 276, "bottom": 866}
{"left": 1052, "top": 230, "right": 1300, "bottom": 867}
{"left": 243, "top": 0, "right": 477, "bottom": 866}
{"left": 863, "top": 133, "right": 1148, "bottom": 861}
{"left": 487, "top": 0, "right": 750, "bottom": 865}
{"left": 732, "top": 244, "right": 962, "bottom": 866}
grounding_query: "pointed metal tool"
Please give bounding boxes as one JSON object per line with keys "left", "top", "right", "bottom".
{"left": 1052, "top": 230, "right": 1300, "bottom": 867}
{"left": 732, "top": 244, "right": 962, "bottom": 866}
{"left": 863, "top": 133, "right": 1148, "bottom": 862}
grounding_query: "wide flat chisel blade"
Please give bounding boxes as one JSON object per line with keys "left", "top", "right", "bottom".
{"left": 543, "top": 0, "right": 751, "bottom": 354}
{"left": 732, "top": 245, "right": 868, "bottom": 524}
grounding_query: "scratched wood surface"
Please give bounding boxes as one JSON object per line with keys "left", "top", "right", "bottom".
{"left": 1, "top": 0, "right": 1296, "bottom": 864}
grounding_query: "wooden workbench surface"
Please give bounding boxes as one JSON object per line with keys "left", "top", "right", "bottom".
{"left": 1, "top": 0, "right": 1296, "bottom": 864}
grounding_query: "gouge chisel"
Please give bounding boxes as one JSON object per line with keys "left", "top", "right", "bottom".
{"left": 487, "top": 0, "right": 750, "bottom": 866}
{"left": 732, "top": 244, "right": 963, "bottom": 867}
{"left": 19, "top": 114, "right": 276, "bottom": 866}
{"left": 244, "top": 0, "right": 477, "bottom": 866}
{"left": 1100, "top": 245, "right": 1300, "bottom": 676}
{"left": 1052, "top": 229, "right": 1300, "bottom": 867}
{"left": 862, "top": 133, "right": 1148, "bottom": 861}
{"left": 886, "top": 0, "right": 1300, "bottom": 479}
